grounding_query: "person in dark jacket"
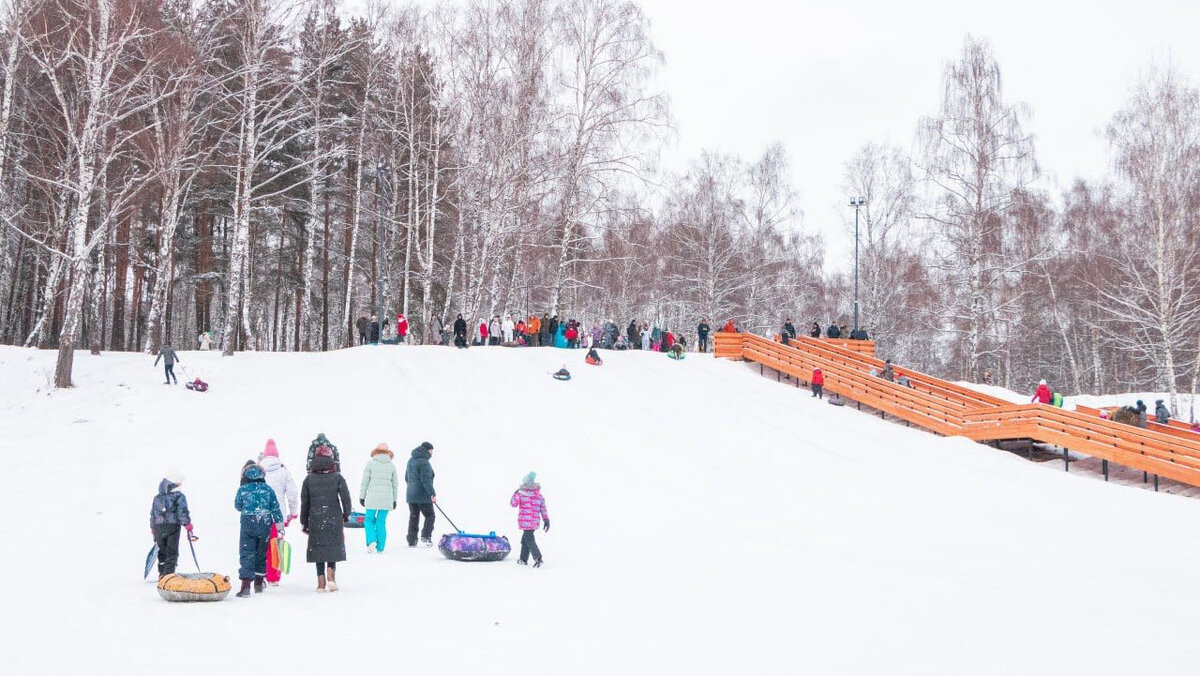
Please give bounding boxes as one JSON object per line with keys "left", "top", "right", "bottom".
{"left": 453, "top": 314, "right": 468, "bottom": 348}
{"left": 153, "top": 344, "right": 180, "bottom": 384}
{"left": 783, "top": 319, "right": 796, "bottom": 340}
{"left": 697, "top": 319, "right": 710, "bottom": 353}
{"left": 149, "top": 472, "right": 194, "bottom": 578}
{"left": 234, "top": 464, "right": 284, "bottom": 597}
{"left": 404, "top": 441, "right": 437, "bottom": 547}
{"left": 826, "top": 324, "right": 841, "bottom": 339}
{"left": 810, "top": 322, "right": 821, "bottom": 338}
{"left": 627, "top": 320, "right": 639, "bottom": 349}
{"left": 355, "top": 314, "right": 369, "bottom": 345}
{"left": 305, "top": 433, "right": 340, "bottom": 473}
{"left": 301, "top": 449, "right": 352, "bottom": 592}
{"left": 367, "top": 315, "right": 381, "bottom": 343}
{"left": 1155, "top": 399, "right": 1171, "bottom": 424}
{"left": 1134, "top": 400, "right": 1149, "bottom": 429}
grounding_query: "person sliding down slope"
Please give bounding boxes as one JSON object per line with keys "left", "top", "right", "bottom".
{"left": 511, "top": 472, "right": 549, "bottom": 568}
{"left": 585, "top": 348, "right": 602, "bottom": 365}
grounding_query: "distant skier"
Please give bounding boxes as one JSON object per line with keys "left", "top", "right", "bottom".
{"left": 153, "top": 343, "right": 180, "bottom": 384}
{"left": 1031, "top": 379, "right": 1052, "bottom": 405}
{"left": 149, "top": 471, "right": 194, "bottom": 578}
{"left": 811, "top": 367, "right": 824, "bottom": 399}
{"left": 258, "top": 439, "right": 298, "bottom": 586}
{"left": 1155, "top": 399, "right": 1171, "bottom": 424}
{"left": 301, "top": 447, "right": 352, "bottom": 592}
{"left": 359, "top": 443, "right": 398, "bottom": 553}
{"left": 404, "top": 442, "right": 437, "bottom": 547}
{"left": 234, "top": 464, "right": 284, "bottom": 598}
{"left": 511, "top": 472, "right": 549, "bottom": 568}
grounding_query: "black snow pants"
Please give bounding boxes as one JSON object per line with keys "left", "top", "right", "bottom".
{"left": 519, "top": 530, "right": 542, "bottom": 563}
{"left": 407, "top": 503, "right": 435, "bottom": 545}
{"left": 154, "top": 524, "right": 181, "bottom": 577}
{"left": 239, "top": 526, "right": 270, "bottom": 580}
{"left": 812, "top": 384, "right": 823, "bottom": 399}
{"left": 164, "top": 363, "right": 177, "bottom": 384}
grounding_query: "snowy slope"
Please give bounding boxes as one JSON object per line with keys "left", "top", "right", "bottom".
{"left": 956, "top": 380, "right": 1030, "bottom": 404}
{"left": 4, "top": 345, "right": 1200, "bottom": 675}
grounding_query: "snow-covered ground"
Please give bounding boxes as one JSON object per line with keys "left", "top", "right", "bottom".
{"left": 955, "top": 380, "right": 1030, "bottom": 404}
{"left": 5, "top": 345, "right": 1200, "bottom": 675}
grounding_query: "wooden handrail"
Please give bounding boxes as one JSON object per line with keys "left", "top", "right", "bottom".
{"left": 715, "top": 332, "right": 1200, "bottom": 488}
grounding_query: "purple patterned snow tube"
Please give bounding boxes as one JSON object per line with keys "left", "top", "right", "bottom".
{"left": 438, "top": 532, "right": 512, "bottom": 562}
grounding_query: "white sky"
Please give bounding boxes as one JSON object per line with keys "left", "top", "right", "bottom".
{"left": 636, "top": 0, "right": 1200, "bottom": 270}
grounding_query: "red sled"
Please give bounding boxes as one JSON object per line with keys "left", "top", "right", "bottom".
{"left": 185, "top": 379, "right": 208, "bottom": 392}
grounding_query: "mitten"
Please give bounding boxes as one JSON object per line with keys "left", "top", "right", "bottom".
{"left": 393, "top": 502, "right": 397, "bottom": 510}
{"left": 543, "top": 519, "right": 550, "bottom": 532}
{"left": 285, "top": 514, "right": 296, "bottom": 527}
{"left": 359, "top": 498, "right": 365, "bottom": 507}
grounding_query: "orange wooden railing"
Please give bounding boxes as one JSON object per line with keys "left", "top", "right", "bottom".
{"left": 714, "top": 331, "right": 1200, "bottom": 488}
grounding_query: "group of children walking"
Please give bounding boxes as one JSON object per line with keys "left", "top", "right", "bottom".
{"left": 149, "top": 434, "right": 551, "bottom": 596}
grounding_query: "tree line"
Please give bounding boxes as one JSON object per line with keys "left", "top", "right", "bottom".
{"left": 0, "top": 1, "right": 1196, "bottom": 416}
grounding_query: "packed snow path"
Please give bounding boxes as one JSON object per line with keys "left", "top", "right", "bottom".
{"left": 3, "top": 345, "right": 1200, "bottom": 675}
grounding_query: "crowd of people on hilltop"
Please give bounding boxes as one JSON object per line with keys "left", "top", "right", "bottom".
{"left": 150, "top": 434, "right": 551, "bottom": 598}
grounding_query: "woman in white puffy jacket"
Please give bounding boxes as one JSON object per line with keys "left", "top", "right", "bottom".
{"left": 258, "top": 438, "right": 299, "bottom": 585}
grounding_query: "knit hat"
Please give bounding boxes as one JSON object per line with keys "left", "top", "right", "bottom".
{"left": 242, "top": 464, "right": 265, "bottom": 481}
{"left": 522, "top": 471, "right": 537, "bottom": 485}
{"left": 418, "top": 441, "right": 433, "bottom": 452}
{"left": 1039, "top": 379, "right": 1047, "bottom": 385}
{"left": 165, "top": 469, "right": 184, "bottom": 485}
{"left": 262, "top": 439, "right": 279, "bottom": 458}
{"left": 371, "top": 443, "right": 393, "bottom": 458}
{"left": 316, "top": 445, "right": 334, "bottom": 458}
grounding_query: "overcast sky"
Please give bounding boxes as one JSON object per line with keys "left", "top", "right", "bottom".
{"left": 634, "top": 0, "right": 1200, "bottom": 269}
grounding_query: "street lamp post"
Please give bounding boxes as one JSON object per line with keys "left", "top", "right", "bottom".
{"left": 849, "top": 197, "right": 866, "bottom": 336}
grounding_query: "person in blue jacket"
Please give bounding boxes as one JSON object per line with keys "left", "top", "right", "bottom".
{"left": 234, "top": 464, "right": 283, "bottom": 597}
{"left": 404, "top": 442, "right": 437, "bottom": 547}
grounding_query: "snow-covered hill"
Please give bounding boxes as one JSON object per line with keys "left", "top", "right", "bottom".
{"left": 4, "top": 345, "right": 1200, "bottom": 675}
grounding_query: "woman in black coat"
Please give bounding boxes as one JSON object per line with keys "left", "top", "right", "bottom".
{"left": 301, "top": 451, "right": 352, "bottom": 592}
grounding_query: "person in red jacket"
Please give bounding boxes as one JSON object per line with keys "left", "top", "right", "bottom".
{"left": 396, "top": 314, "right": 409, "bottom": 343}
{"left": 721, "top": 319, "right": 737, "bottom": 333}
{"left": 1031, "top": 379, "right": 1052, "bottom": 404}
{"left": 811, "top": 367, "right": 824, "bottom": 399}
{"left": 478, "top": 320, "right": 489, "bottom": 345}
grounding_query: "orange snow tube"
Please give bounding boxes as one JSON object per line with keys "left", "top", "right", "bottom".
{"left": 156, "top": 573, "right": 231, "bottom": 602}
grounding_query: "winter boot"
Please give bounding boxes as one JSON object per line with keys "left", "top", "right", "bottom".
{"left": 327, "top": 567, "right": 339, "bottom": 592}
{"left": 367, "top": 543, "right": 377, "bottom": 554}
{"left": 236, "top": 579, "right": 252, "bottom": 598}
{"left": 516, "top": 559, "right": 528, "bottom": 566}
{"left": 254, "top": 576, "right": 265, "bottom": 594}
{"left": 316, "top": 575, "right": 327, "bottom": 593}
{"left": 420, "top": 537, "right": 433, "bottom": 548}
{"left": 533, "top": 557, "right": 543, "bottom": 568}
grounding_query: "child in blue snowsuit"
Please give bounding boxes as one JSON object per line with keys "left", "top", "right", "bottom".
{"left": 235, "top": 464, "right": 283, "bottom": 597}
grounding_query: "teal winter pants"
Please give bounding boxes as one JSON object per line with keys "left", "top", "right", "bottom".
{"left": 365, "top": 509, "right": 390, "bottom": 552}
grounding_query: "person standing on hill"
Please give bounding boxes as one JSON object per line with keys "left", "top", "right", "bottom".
{"left": 149, "top": 472, "right": 194, "bottom": 578}
{"left": 528, "top": 314, "right": 541, "bottom": 346}
{"left": 405, "top": 441, "right": 437, "bottom": 547}
{"left": 453, "top": 314, "right": 468, "bottom": 348}
{"left": 305, "top": 433, "right": 341, "bottom": 473}
{"left": 478, "top": 319, "right": 490, "bottom": 346}
{"left": 234, "top": 464, "right": 284, "bottom": 598}
{"left": 880, "top": 359, "right": 896, "bottom": 383}
{"left": 721, "top": 319, "right": 737, "bottom": 333}
{"left": 810, "top": 322, "right": 821, "bottom": 338}
{"left": 540, "top": 313, "right": 551, "bottom": 348}
{"left": 511, "top": 472, "right": 550, "bottom": 568}
{"left": 503, "top": 315, "right": 515, "bottom": 344}
{"left": 627, "top": 320, "right": 639, "bottom": 349}
{"left": 1155, "top": 399, "right": 1171, "bottom": 424}
{"left": 1134, "top": 400, "right": 1149, "bottom": 428}
{"left": 258, "top": 439, "right": 298, "bottom": 586}
{"left": 826, "top": 323, "right": 840, "bottom": 339}
{"left": 697, "top": 319, "right": 710, "bottom": 352}
{"left": 1031, "top": 379, "right": 1052, "bottom": 405}
{"left": 360, "top": 443, "right": 398, "bottom": 553}
{"left": 811, "top": 367, "right": 824, "bottom": 399}
{"left": 153, "top": 343, "right": 180, "bottom": 384}
{"left": 301, "top": 448, "right": 352, "bottom": 592}
{"left": 783, "top": 319, "right": 796, "bottom": 341}
{"left": 396, "top": 314, "right": 409, "bottom": 344}
{"left": 356, "top": 314, "right": 369, "bottom": 345}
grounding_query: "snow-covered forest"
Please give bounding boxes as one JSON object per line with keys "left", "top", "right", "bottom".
{"left": 0, "top": 0, "right": 1197, "bottom": 405}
